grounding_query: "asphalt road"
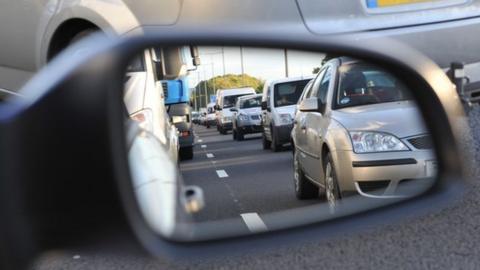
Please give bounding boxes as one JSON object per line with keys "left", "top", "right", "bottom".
{"left": 33, "top": 108, "right": 480, "bottom": 270}
{"left": 180, "top": 125, "right": 319, "bottom": 231}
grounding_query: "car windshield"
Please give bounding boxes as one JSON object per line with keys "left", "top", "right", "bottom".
{"left": 274, "top": 80, "right": 310, "bottom": 107}
{"left": 240, "top": 96, "right": 262, "bottom": 109}
{"left": 223, "top": 94, "right": 249, "bottom": 108}
{"left": 335, "top": 64, "right": 412, "bottom": 109}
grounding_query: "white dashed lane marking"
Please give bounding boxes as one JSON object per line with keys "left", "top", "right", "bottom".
{"left": 201, "top": 144, "right": 207, "bottom": 148}
{"left": 216, "top": 170, "right": 229, "bottom": 178}
{"left": 198, "top": 139, "right": 203, "bottom": 142}
{"left": 206, "top": 153, "right": 215, "bottom": 158}
{"left": 240, "top": 213, "right": 268, "bottom": 233}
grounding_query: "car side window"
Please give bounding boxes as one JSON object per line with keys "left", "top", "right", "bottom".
{"left": 299, "top": 82, "right": 313, "bottom": 102}
{"left": 316, "top": 66, "right": 332, "bottom": 104}
{"left": 308, "top": 67, "right": 327, "bottom": 98}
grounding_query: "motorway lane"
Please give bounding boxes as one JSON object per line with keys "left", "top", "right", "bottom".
{"left": 180, "top": 124, "right": 320, "bottom": 230}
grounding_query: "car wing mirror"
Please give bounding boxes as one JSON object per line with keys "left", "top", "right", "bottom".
{"left": 299, "top": 97, "right": 320, "bottom": 112}
{"left": 0, "top": 33, "right": 468, "bottom": 267}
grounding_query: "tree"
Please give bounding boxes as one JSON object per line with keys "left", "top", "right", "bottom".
{"left": 312, "top": 67, "right": 321, "bottom": 74}
{"left": 193, "top": 74, "right": 264, "bottom": 108}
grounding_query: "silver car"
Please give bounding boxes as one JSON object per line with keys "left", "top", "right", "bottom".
{"left": 231, "top": 94, "right": 263, "bottom": 141}
{"left": 291, "top": 57, "right": 436, "bottom": 207}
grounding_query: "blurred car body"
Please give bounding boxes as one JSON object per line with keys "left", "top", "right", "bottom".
{"left": 123, "top": 49, "right": 179, "bottom": 163}
{"left": 231, "top": 94, "right": 263, "bottom": 141}
{"left": 291, "top": 57, "right": 436, "bottom": 205}
{"left": 2, "top": 0, "right": 480, "bottom": 94}
{"left": 261, "top": 76, "right": 314, "bottom": 151}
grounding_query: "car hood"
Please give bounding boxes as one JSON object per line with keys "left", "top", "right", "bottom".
{"left": 240, "top": 107, "right": 262, "bottom": 115}
{"left": 274, "top": 105, "right": 296, "bottom": 118}
{"left": 331, "top": 101, "right": 427, "bottom": 138}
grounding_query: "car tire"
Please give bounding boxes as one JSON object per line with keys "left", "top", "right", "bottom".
{"left": 294, "top": 150, "right": 319, "bottom": 199}
{"left": 221, "top": 125, "right": 228, "bottom": 135}
{"left": 179, "top": 146, "right": 194, "bottom": 160}
{"left": 262, "top": 132, "right": 271, "bottom": 150}
{"left": 323, "top": 153, "right": 341, "bottom": 210}
{"left": 237, "top": 129, "right": 244, "bottom": 141}
{"left": 271, "top": 126, "right": 282, "bottom": 152}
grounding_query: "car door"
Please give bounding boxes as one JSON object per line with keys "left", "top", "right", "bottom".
{"left": 303, "top": 65, "right": 334, "bottom": 184}
{"left": 294, "top": 70, "right": 324, "bottom": 162}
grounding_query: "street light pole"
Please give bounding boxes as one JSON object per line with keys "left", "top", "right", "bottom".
{"left": 222, "top": 46, "right": 226, "bottom": 75}
{"left": 284, "top": 48, "right": 289, "bottom": 78}
{"left": 203, "top": 66, "right": 208, "bottom": 107}
{"left": 240, "top": 46, "right": 245, "bottom": 86}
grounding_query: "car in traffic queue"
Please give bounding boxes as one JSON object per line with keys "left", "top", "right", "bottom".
{"left": 261, "top": 76, "right": 314, "bottom": 151}
{"left": 205, "top": 102, "right": 217, "bottom": 128}
{"left": 291, "top": 57, "right": 436, "bottom": 208}
{"left": 230, "top": 94, "right": 263, "bottom": 141}
{"left": 123, "top": 49, "right": 179, "bottom": 164}
{"left": 192, "top": 111, "right": 200, "bottom": 124}
{"left": 215, "top": 87, "right": 257, "bottom": 134}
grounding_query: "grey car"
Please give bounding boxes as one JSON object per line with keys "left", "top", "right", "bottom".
{"left": 291, "top": 57, "right": 436, "bottom": 207}
{"left": 231, "top": 94, "right": 263, "bottom": 141}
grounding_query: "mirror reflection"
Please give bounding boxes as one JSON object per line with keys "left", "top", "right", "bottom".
{"left": 123, "top": 46, "right": 437, "bottom": 241}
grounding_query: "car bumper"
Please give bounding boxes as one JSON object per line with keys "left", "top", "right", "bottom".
{"left": 178, "top": 132, "right": 194, "bottom": 148}
{"left": 274, "top": 124, "right": 294, "bottom": 144}
{"left": 220, "top": 122, "right": 233, "bottom": 130}
{"left": 205, "top": 119, "right": 216, "bottom": 126}
{"left": 238, "top": 124, "right": 263, "bottom": 134}
{"left": 334, "top": 150, "right": 437, "bottom": 199}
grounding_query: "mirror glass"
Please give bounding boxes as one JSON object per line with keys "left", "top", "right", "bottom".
{"left": 123, "top": 46, "right": 438, "bottom": 241}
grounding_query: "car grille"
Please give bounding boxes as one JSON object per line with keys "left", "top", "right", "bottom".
{"left": 250, "top": 115, "right": 260, "bottom": 120}
{"left": 357, "top": 180, "right": 390, "bottom": 195}
{"left": 408, "top": 135, "right": 433, "bottom": 150}
{"left": 162, "top": 82, "right": 168, "bottom": 98}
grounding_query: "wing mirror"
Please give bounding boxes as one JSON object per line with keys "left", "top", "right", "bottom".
{"left": 261, "top": 101, "right": 270, "bottom": 111}
{"left": 299, "top": 97, "right": 320, "bottom": 112}
{"left": 0, "top": 33, "right": 468, "bottom": 267}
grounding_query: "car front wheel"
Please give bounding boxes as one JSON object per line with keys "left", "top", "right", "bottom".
{"left": 262, "top": 132, "right": 271, "bottom": 149}
{"left": 324, "top": 153, "right": 341, "bottom": 210}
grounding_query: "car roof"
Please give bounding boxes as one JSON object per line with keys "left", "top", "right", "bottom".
{"left": 217, "top": 87, "right": 256, "bottom": 94}
{"left": 267, "top": 75, "right": 316, "bottom": 87}
{"left": 237, "top": 93, "right": 261, "bottom": 101}
{"left": 324, "top": 56, "right": 361, "bottom": 67}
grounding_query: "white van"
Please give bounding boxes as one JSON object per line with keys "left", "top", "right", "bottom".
{"left": 215, "top": 87, "right": 256, "bottom": 134}
{"left": 261, "top": 76, "right": 314, "bottom": 151}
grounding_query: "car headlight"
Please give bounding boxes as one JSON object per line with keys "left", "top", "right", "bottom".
{"left": 223, "top": 116, "right": 231, "bottom": 122}
{"left": 349, "top": 131, "right": 409, "bottom": 153}
{"left": 238, "top": 114, "right": 248, "bottom": 121}
{"left": 279, "top": 113, "right": 292, "bottom": 125}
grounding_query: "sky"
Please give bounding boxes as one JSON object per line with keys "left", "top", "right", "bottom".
{"left": 187, "top": 46, "right": 325, "bottom": 88}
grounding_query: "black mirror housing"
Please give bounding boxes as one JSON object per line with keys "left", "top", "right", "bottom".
{"left": 261, "top": 101, "right": 267, "bottom": 110}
